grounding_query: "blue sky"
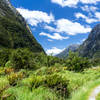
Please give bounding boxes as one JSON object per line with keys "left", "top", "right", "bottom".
{"left": 10, "top": 0, "right": 100, "bottom": 55}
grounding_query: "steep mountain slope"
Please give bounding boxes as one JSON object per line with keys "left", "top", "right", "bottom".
{"left": 79, "top": 24, "right": 100, "bottom": 58}
{"left": 0, "top": 0, "right": 44, "bottom": 53}
{"left": 56, "top": 44, "right": 79, "bottom": 58}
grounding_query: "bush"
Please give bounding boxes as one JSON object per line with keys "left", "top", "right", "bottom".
{"left": 0, "top": 48, "right": 11, "bottom": 66}
{"left": 10, "top": 48, "right": 37, "bottom": 69}
{"left": 7, "top": 72, "right": 24, "bottom": 86}
{"left": 4, "top": 67, "right": 14, "bottom": 75}
{"left": 45, "top": 73, "right": 69, "bottom": 97}
{"left": 66, "top": 51, "right": 91, "bottom": 72}
{"left": 91, "top": 58, "right": 100, "bottom": 66}
{"left": 5, "top": 61, "right": 13, "bottom": 68}
{"left": 0, "top": 68, "right": 5, "bottom": 75}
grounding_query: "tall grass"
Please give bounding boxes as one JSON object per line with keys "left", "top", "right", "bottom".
{"left": 2, "top": 86, "right": 59, "bottom": 100}
{"left": 69, "top": 79, "right": 100, "bottom": 100}
{"left": 96, "top": 93, "right": 100, "bottom": 100}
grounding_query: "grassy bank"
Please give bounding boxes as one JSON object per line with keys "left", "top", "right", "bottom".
{"left": 69, "top": 79, "right": 100, "bottom": 100}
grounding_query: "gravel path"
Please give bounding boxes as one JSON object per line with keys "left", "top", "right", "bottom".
{"left": 89, "top": 86, "right": 100, "bottom": 100}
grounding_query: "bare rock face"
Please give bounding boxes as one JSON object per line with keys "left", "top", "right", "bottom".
{"left": 79, "top": 24, "right": 100, "bottom": 58}
{"left": 0, "top": 0, "right": 45, "bottom": 53}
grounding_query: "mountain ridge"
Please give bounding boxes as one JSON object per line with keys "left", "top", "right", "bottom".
{"left": 56, "top": 44, "right": 79, "bottom": 58}
{"left": 0, "top": 0, "right": 45, "bottom": 53}
{"left": 78, "top": 23, "right": 100, "bottom": 58}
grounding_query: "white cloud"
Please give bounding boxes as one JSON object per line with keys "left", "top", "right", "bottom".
{"left": 51, "top": 0, "right": 79, "bottom": 7}
{"left": 44, "top": 25, "right": 56, "bottom": 32}
{"left": 81, "top": 5, "right": 98, "bottom": 12}
{"left": 55, "top": 19, "right": 91, "bottom": 35}
{"left": 75, "top": 13, "right": 86, "bottom": 19}
{"left": 48, "top": 39, "right": 53, "bottom": 42}
{"left": 40, "top": 32, "right": 69, "bottom": 40}
{"left": 46, "top": 47, "right": 64, "bottom": 55}
{"left": 44, "top": 19, "right": 91, "bottom": 35}
{"left": 82, "top": 38, "right": 86, "bottom": 42}
{"left": 17, "top": 8, "right": 54, "bottom": 26}
{"left": 75, "top": 13, "right": 98, "bottom": 23}
{"left": 80, "top": 0, "right": 100, "bottom": 4}
{"left": 51, "top": 0, "right": 100, "bottom": 7}
{"left": 17, "top": 8, "right": 92, "bottom": 36}
{"left": 95, "top": 12, "right": 100, "bottom": 19}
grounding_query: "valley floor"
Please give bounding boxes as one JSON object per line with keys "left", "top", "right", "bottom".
{"left": 0, "top": 66, "right": 100, "bottom": 100}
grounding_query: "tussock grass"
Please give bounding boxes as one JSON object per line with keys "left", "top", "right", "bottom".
{"left": 96, "top": 93, "right": 100, "bottom": 100}
{"left": 2, "top": 86, "right": 58, "bottom": 100}
{"left": 69, "top": 79, "right": 100, "bottom": 100}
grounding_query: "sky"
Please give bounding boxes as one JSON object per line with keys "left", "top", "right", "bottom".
{"left": 10, "top": 0, "right": 100, "bottom": 55}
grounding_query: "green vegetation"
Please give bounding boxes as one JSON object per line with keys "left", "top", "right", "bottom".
{"left": 66, "top": 51, "right": 91, "bottom": 72}
{"left": 96, "top": 93, "right": 100, "bottom": 100}
{"left": 1, "top": 0, "right": 100, "bottom": 100}
{"left": 70, "top": 79, "right": 100, "bottom": 100}
{"left": 0, "top": 0, "right": 44, "bottom": 53}
{"left": 0, "top": 48, "right": 100, "bottom": 100}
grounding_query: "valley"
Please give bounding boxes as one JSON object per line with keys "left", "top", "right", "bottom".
{"left": 0, "top": 0, "right": 100, "bottom": 100}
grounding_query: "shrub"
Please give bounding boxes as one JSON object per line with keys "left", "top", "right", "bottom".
{"left": 46, "top": 67, "right": 62, "bottom": 74}
{"left": 0, "top": 68, "right": 5, "bottom": 75}
{"left": 31, "top": 75, "right": 44, "bottom": 89}
{"left": 20, "top": 75, "right": 44, "bottom": 91}
{"left": 0, "top": 48, "right": 11, "bottom": 66}
{"left": 35, "top": 53, "right": 65, "bottom": 67}
{"left": 7, "top": 72, "right": 24, "bottom": 86}
{"left": 0, "top": 77, "right": 9, "bottom": 95}
{"left": 5, "top": 61, "right": 13, "bottom": 68}
{"left": 10, "top": 48, "right": 37, "bottom": 69}
{"left": 91, "top": 58, "right": 100, "bottom": 66}
{"left": 45, "top": 73, "right": 69, "bottom": 97}
{"left": 4, "top": 67, "right": 14, "bottom": 75}
{"left": 66, "top": 51, "right": 91, "bottom": 72}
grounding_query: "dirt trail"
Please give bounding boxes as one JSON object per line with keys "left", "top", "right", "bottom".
{"left": 89, "top": 86, "right": 100, "bottom": 100}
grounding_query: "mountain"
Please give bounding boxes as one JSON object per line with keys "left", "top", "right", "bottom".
{"left": 56, "top": 44, "right": 79, "bottom": 58}
{"left": 79, "top": 24, "right": 100, "bottom": 58}
{"left": 0, "top": 0, "right": 44, "bottom": 53}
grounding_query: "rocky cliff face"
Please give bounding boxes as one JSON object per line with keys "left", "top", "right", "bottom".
{"left": 0, "top": 0, "right": 44, "bottom": 53}
{"left": 79, "top": 24, "right": 100, "bottom": 58}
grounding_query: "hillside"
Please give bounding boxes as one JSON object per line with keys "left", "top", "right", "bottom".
{"left": 56, "top": 44, "right": 79, "bottom": 58}
{"left": 79, "top": 24, "right": 100, "bottom": 58}
{"left": 0, "top": 0, "right": 44, "bottom": 53}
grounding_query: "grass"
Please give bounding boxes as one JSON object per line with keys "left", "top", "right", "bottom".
{"left": 0, "top": 76, "right": 9, "bottom": 90}
{"left": 69, "top": 79, "right": 100, "bottom": 100}
{"left": 1, "top": 67, "right": 100, "bottom": 100}
{"left": 2, "top": 86, "right": 59, "bottom": 100}
{"left": 96, "top": 93, "right": 100, "bottom": 100}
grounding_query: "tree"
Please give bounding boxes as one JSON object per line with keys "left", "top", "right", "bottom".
{"left": 66, "top": 51, "right": 91, "bottom": 72}
{"left": 0, "top": 48, "right": 11, "bottom": 66}
{"left": 10, "top": 48, "right": 36, "bottom": 69}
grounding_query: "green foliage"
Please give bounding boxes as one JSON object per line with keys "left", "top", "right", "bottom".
{"left": 5, "top": 61, "right": 13, "bottom": 68}
{"left": 7, "top": 72, "right": 23, "bottom": 86}
{"left": 0, "top": 48, "right": 11, "bottom": 66}
{"left": 0, "top": 77, "right": 9, "bottom": 91}
{"left": 45, "top": 73, "right": 69, "bottom": 98}
{"left": 96, "top": 93, "right": 100, "bottom": 100}
{"left": 0, "top": 15, "right": 44, "bottom": 53}
{"left": 10, "top": 48, "right": 37, "bottom": 69}
{"left": 33, "top": 53, "right": 65, "bottom": 67}
{"left": 0, "top": 68, "right": 5, "bottom": 75}
{"left": 45, "top": 55, "right": 65, "bottom": 67}
{"left": 2, "top": 86, "right": 58, "bottom": 100}
{"left": 66, "top": 51, "right": 91, "bottom": 72}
